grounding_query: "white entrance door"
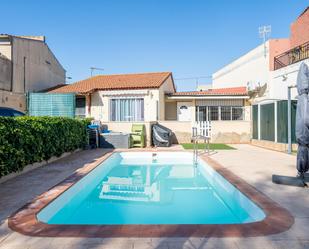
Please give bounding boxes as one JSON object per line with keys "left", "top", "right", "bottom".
{"left": 177, "top": 102, "right": 192, "bottom": 121}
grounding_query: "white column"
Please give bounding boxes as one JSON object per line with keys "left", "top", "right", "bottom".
{"left": 85, "top": 94, "right": 91, "bottom": 118}
{"left": 197, "top": 105, "right": 200, "bottom": 122}
{"left": 258, "top": 104, "right": 261, "bottom": 140}
{"left": 274, "top": 101, "right": 278, "bottom": 143}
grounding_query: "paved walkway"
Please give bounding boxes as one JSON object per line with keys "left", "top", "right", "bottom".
{"left": 0, "top": 145, "right": 308, "bottom": 249}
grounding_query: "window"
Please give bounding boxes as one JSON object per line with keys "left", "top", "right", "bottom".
{"left": 208, "top": 106, "right": 219, "bottom": 121}
{"left": 196, "top": 106, "right": 245, "bottom": 121}
{"left": 196, "top": 106, "right": 207, "bottom": 121}
{"left": 221, "top": 106, "right": 231, "bottom": 120}
{"left": 232, "top": 107, "right": 244, "bottom": 120}
{"left": 110, "top": 98, "right": 144, "bottom": 121}
{"left": 75, "top": 97, "right": 86, "bottom": 118}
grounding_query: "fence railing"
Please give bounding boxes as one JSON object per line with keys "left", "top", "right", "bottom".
{"left": 192, "top": 121, "right": 211, "bottom": 138}
{"left": 274, "top": 41, "right": 309, "bottom": 70}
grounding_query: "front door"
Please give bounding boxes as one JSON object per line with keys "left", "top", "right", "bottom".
{"left": 177, "top": 102, "right": 192, "bottom": 121}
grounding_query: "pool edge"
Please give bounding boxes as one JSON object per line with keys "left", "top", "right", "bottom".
{"left": 8, "top": 150, "right": 294, "bottom": 238}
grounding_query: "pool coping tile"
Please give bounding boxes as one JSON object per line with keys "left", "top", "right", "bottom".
{"left": 8, "top": 150, "right": 294, "bottom": 238}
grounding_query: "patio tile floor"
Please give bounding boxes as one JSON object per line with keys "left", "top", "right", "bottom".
{"left": 0, "top": 145, "right": 308, "bottom": 248}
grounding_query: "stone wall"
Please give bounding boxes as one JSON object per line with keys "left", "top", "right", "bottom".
{"left": 104, "top": 120, "right": 251, "bottom": 146}
{"left": 158, "top": 121, "right": 251, "bottom": 144}
{"left": 157, "top": 121, "right": 192, "bottom": 143}
{"left": 0, "top": 89, "right": 26, "bottom": 111}
{"left": 211, "top": 121, "right": 251, "bottom": 143}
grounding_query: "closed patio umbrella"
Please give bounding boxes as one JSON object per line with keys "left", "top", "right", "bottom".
{"left": 296, "top": 62, "right": 309, "bottom": 178}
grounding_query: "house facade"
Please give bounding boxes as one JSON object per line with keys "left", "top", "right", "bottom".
{"left": 162, "top": 87, "right": 250, "bottom": 143}
{"left": 50, "top": 72, "right": 250, "bottom": 145}
{"left": 0, "top": 34, "right": 66, "bottom": 111}
{"left": 50, "top": 72, "right": 175, "bottom": 121}
{"left": 211, "top": 7, "right": 309, "bottom": 151}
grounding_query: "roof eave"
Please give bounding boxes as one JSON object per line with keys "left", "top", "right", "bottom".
{"left": 167, "top": 95, "right": 249, "bottom": 100}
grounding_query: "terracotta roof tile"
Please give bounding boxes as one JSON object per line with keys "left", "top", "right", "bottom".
{"left": 50, "top": 72, "right": 172, "bottom": 94}
{"left": 169, "top": 87, "right": 247, "bottom": 96}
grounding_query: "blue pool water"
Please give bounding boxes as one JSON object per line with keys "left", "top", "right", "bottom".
{"left": 37, "top": 152, "right": 265, "bottom": 225}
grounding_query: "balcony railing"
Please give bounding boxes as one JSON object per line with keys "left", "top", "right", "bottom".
{"left": 274, "top": 41, "right": 309, "bottom": 70}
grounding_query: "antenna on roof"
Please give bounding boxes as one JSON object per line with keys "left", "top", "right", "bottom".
{"left": 90, "top": 67, "right": 104, "bottom": 77}
{"left": 259, "top": 25, "right": 271, "bottom": 58}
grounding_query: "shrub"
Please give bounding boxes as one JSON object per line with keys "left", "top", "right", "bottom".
{"left": 0, "top": 116, "right": 90, "bottom": 177}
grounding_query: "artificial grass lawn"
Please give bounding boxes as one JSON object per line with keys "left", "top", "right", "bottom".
{"left": 181, "top": 143, "right": 236, "bottom": 150}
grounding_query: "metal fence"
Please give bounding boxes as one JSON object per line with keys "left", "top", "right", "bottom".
{"left": 274, "top": 41, "right": 309, "bottom": 70}
{"left": 28, "top": 93, "right": 76, "bottom": 117}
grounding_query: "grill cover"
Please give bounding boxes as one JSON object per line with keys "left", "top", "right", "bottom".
{"left": 152, "top": 124, "right": 172, "bottom": 147}
{"left": 296, "top": 63, "right": 309, "bottom": 176}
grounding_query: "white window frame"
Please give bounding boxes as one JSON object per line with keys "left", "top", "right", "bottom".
{"left": 109, "top": 98, "right": 144, "bottom": 122}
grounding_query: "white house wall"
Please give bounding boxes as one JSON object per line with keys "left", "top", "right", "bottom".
{"left": 159, "top": 120, "right": 251, "bottom": 144}
{"left": 90, "top": 75, "right": 175, "bottom": 122}
{"left": 158, "top": 75, "right": 176, "bottom": 120}
{"left": 212, "top": 42, "right": 270, "bottom": 89}
{"left": 270, "top": 59, "right": 309, "bottom": 100}
{"left": 90, "top": 88, "right": 161, "bottom": 122}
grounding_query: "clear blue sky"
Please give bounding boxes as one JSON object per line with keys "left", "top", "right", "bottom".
{"left": 2, "top": 0, "right": 308, "bottom": 91}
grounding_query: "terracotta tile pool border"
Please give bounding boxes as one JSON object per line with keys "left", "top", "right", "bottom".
{"left": 8, "top": 150, "right": 294, "bottom": 238}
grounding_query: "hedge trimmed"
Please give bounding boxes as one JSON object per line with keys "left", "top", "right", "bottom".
{"left": 0, "top": 116, "right": 91, "bottom": 177}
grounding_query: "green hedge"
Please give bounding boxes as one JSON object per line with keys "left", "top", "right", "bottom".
{"left": 0, "top": 116, "right": 91, "bottom": 177}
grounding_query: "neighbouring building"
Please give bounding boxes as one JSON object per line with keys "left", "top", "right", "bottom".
{"left": 0, "top": 34, "right": 65, "bottom": 111}
{"left": 211, "top": 6, "right": 309, "bottom": 151}
{"left": 50, "top": 72, "right": 250, "bottom": 145}
{"left": 165, "top": 87, "right": 250, "bottom": 143}
{"left": 212, "top": 38, "right": 292, "bottom": 101}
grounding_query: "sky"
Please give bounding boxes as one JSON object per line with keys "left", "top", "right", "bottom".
{"left": 1, "top": 0, "right": 308, "bottom": 91}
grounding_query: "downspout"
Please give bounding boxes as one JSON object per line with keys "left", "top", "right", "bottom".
{"left": 23, "top": 56, "right": 26, "bottom": 92}
{"left": 86, "top": 93, "right": 91, "bottom": 117}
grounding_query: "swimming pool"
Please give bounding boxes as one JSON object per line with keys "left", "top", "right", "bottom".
{"left": 37, "top": 152, "right": 265, "bottom": 225}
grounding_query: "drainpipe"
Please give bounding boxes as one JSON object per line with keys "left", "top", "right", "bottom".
{"left": 23, "top": 56, "right": 26, "bottom": 93}
{"left": 86, "top": 94, "right": 91, "bottom": 118}
{"left": 258, "top": 103, "right": 261, "bottom": 140}
{"left": 287, "top": 86, "right": 292, "bottom": 154}
{"left": 274, "top": 100, "right": 278, "bottom": 143}
{"left": 10, "top": 36, "right": 13, "bottom": 92}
